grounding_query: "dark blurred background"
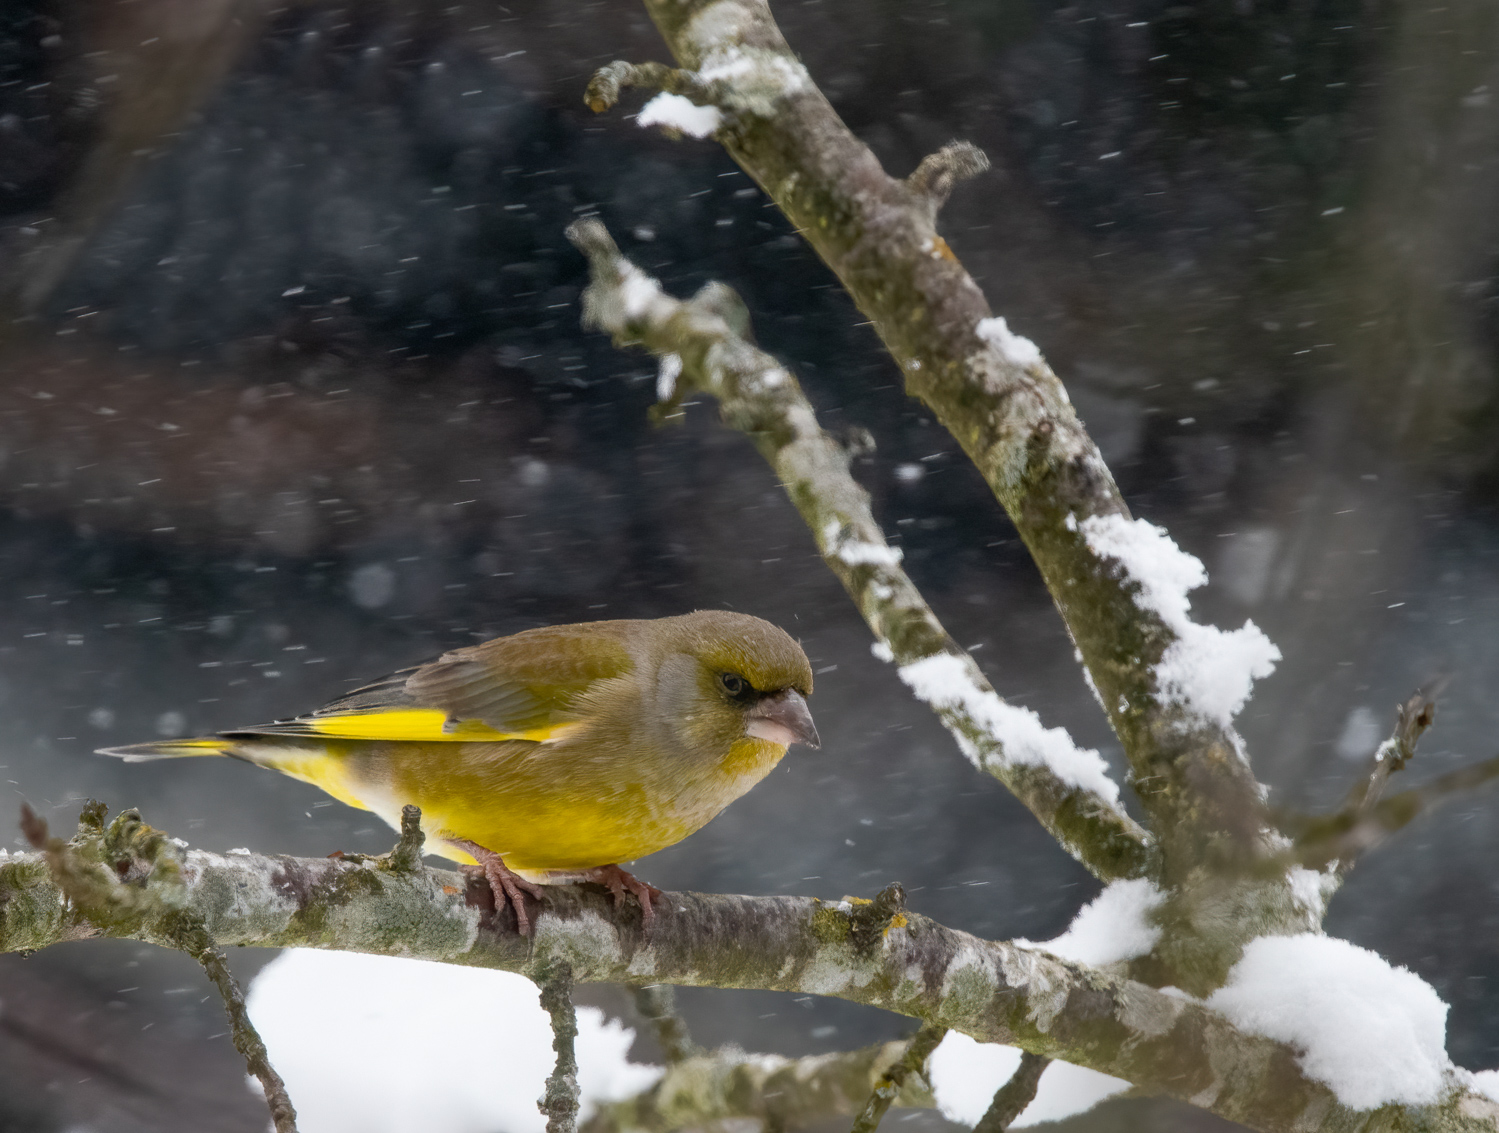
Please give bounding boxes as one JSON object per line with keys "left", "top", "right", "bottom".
{"left": 2, "top": 0, "right": 1498, "bottom": 1129}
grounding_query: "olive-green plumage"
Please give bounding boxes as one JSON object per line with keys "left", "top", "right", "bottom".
{"left": 99, "top": 611, "right": 818, "bottom": 889}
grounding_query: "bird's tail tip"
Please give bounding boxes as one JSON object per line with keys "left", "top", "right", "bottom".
{"left": 95, "top": 737, "right": 229, "bottom": 762}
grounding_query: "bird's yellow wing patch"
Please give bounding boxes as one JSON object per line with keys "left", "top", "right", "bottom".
{"left": 246, "top": 708, "right": 575, "bottom": 743}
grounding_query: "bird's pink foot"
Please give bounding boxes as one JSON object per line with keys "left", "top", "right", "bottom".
{"left": 452, "top": 839, "right": 545, "bottom": 936}
{"left": 576, "top": 864, "right": 664, "bottom": 934}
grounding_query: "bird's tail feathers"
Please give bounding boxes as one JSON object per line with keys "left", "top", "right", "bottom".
{"left": 96, "top": 737, "right": 230, "bottom": 762}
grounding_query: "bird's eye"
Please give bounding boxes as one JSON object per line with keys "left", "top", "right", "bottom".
{"left": 719, "top": 672, "right": 748, "bottom": 697}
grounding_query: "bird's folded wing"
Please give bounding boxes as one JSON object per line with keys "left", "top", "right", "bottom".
{"left": 227, "top": 622, "right": 637, "bottom": 743}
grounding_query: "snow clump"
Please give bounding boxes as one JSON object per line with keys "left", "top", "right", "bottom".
{"left": 895, "top": 652, "right": 1120, "bottom": 804}
{"left": 1206, "top": 934, "right": 1450, "bottom": 1110}
{"left": 637, "top": 93, "right": 723, "bottom": 139}
{"left": 1078, "top": 513, "right": 1280, "bottom": 728}
{"left": 976, "top": 316, "right": 1042, "bottom": 368}
{"left": 1020, "top": 878, "right": 1164, "bottom": 967}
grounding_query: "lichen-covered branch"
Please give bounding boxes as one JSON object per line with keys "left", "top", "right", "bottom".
{"left": 192, "top": 943, "right": 300, "bottom": 1133}
{"left": 585, "top": 1040, "right": 936, "bottom": 1133}
{"left": 847, "top": 1023, "right": 945, "bottom": 1133}
{"left": 591, "top": 0, "right": 1271, "bottom": 884}
{"left": 539, "top": 961, "right": 581, "bottom": 1133}
{"left": 566, "top": 216, "right": 1152, "bottom": 883}
{"left": 4, "top": 827, "right": 1499, "bottom": 1133}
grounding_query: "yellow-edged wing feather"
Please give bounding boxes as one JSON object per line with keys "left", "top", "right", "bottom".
{"left": 224, "top": 621, "right": 638, "bottom": 744}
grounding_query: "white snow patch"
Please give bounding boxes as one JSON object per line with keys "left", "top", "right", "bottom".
{"left": 1472, "top": 1070, "right": 1499, "bottom": 1103}
{"left": 1287, "top": 867, "right": 1333, "bottom": 921}
{"left": 247, "top": 950, "right": 661, "bottom": 1133}
{"left": 1079, "top": 514, "right": 1280, "bottom": 728}
{"left": 896, "top": 653, "right": 1120, "bottom": 804}
{"left": 637, "top": 93, "right": 722, "bottom": 139}
{"left": 656, "top": 353, "right": 682, "bottom": 402}
{"left": 976, "top": 317, "right": 1043, "bottom": 368}
{"left": 871, "top": 641, "right": 895, "bottom": 663}
{"left": 619, "top": 263, "right": 664, "bottom": 321}
{"left": 822, "top": 520, "right": 904, "bottom": 568}
{"left": 698, "top": 48, "right": 809, "bottom": 95}
{"left": 1206, "top": 934, "right": 1450, "bottom": 1110}
{"left": 1021, "top": 878, "right": 1164, "bottom": 967}
{"left": 929, "top": 1032, "right": 1130, "bottom": 1127}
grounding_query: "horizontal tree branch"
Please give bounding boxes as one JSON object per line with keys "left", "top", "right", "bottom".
{"left": 567, "top": 216, "right": 1153, "bottom": 883}
{"left": 3, "top": 825, "right": 1496, "bottom": 1133}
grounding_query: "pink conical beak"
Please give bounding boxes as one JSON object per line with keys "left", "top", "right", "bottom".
{"left": 745, "top": 689, "right": 820, "bottom": 749}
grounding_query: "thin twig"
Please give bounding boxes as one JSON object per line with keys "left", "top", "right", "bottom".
{"left": 193, "top": 944, "right": 300, "bottom": 1133}
{"left": 1298, "top": 752, "right": 1499, "bottom": 868}
{"left": 538, "top": 961, "right": 581, "bottom": 1133}
{"left": 1345, "top": 682, "right": 1446, "bottom": 821}
{"left": 847, "top": 1024, "right": 946, "bottom": 1133}
{"left": 973, "top": 1052, "right": 1050, "bottom": 1133}
{"left": 1292, "top": 681, "right": 1449, "bottom": 869}
{"left": 634, "top": 984, "right": 697, "bottom": 1064}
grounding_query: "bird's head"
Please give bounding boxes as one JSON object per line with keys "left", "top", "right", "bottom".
{"left": 652, "top": 610, "right": 819, "bottom": 754}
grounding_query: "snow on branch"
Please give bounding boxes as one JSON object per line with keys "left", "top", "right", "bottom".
{"left": 7, "top": 818, "right": 1496, "bottom": 1133}
{"left": 592, "top": 0, "right": 1274, "bottom": 875}
{"left": 566, "top": 216, "right": 1152, "bottom": 883}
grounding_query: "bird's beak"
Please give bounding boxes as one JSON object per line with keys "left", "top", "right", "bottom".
{"left": 745, "top": 689, "right": 820, "bottom": 749}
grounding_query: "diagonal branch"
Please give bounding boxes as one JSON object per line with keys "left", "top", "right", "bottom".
{"left": 848, "top": 1023, "right": 946, "bottom": 1133}
{"left": 973, "top": 1052, "right": 1050, "bottom": 1133}
{"left": 634, "top": 984, "right": 698, "bottom": 1064}
{"left": 3, "top": 828, "right": 1495, "bottom": 1133}
{"left": 566, "top": 216, "right": 1153, "bottom": 883}
{"left": 191, "top": 943, "right": 300, "bottom": 1133}
{"left": 596, "top": 0, "right": 1277, "bottom": 874}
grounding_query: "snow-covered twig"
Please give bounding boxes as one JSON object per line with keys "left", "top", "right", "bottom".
{"left": 848, "top": 1024, "right": 946, "bottom": 1133}
{"left": 566, "top": 216, "right": 1152, "bottom": 883}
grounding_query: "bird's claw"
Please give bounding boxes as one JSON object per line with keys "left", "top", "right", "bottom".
{"left": 453, "top": 839, "right": 544, "bottom": 936}
{"left": 578, "top": 864, "right": 664, "bottom": 936}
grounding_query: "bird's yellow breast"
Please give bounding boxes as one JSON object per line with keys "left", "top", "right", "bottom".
{"left": 236, "top": 733, "right": 790, "bottom": 876}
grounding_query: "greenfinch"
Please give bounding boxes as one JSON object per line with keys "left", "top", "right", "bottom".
{"left": 99, "top": 610, "right": 819, "bottom": 933}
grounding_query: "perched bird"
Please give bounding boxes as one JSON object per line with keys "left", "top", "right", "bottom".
{"left": 98, "top": 610, "right": 819, "bottom": 934}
